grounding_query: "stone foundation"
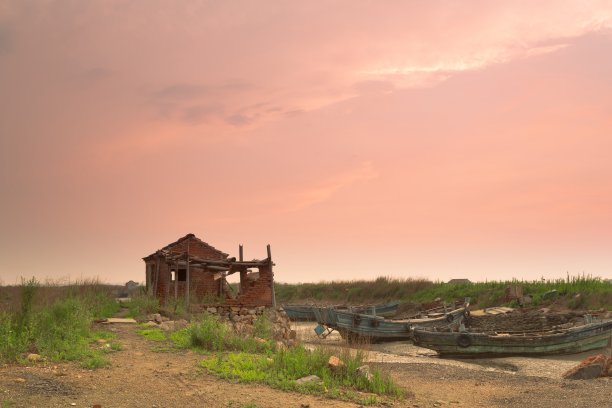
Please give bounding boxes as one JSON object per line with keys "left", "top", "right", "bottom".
{"left": 205, "top": 306, "right": 296, "bottom": 342}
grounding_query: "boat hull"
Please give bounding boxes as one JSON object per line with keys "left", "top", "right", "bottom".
{"left": 320, "top": 307, "right": 467, "bottom": 342}
{"left": 412, "top": 320, "right": 612, "bottom": 357}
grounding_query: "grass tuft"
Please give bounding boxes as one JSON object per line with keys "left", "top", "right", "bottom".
{"left": 200, "top": 345, "right": 404, "bottom": 404}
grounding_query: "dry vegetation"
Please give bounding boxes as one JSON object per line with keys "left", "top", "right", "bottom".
{"left": 275, "top": 275, "right": 612, "bottom": 310}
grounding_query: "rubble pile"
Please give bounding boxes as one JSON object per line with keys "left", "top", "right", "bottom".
{"left": 205, "top": 306, "right": 296, "bottom": 342}
{"left": 144, "top": 313, "right": 189, "bottom": 331}
{"left": 147, "top": 307, "right": 296, "bottom": 342}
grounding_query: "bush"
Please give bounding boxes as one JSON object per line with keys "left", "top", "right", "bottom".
{"left": 34, "top": 298, "right": 92, "bottom": 361}
{"left": 127, "top": 294, "right": 159, "bottom": 319}
{"left": 0, "top": 280, "right": 119, "bottom": 368}
{"left": 252, "top": 314, "right": 273, "bottom": 340}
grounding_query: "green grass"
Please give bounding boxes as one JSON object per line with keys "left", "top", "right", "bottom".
{"left": 275, "top": 275, "right": 612, "bottom": 310}
{"left": 137, "top": 328, "right": 167, "bottom": 342}
{"left": 126, "top": 294, "right": 159, "bottom": 319}
{"left": 275, "top": 276, "right": 431, "bottom": 303}
{"left": 133, "top": 307, "right": 405, "bottom": 404}
{"left": 200, "top": 346, "right": 404, "bottom": 405}
{"left": 0, "top": 278, "right": 120, "bottom": 368}
{"left": 180, "top": 314, "right": 275, "bottom": 354}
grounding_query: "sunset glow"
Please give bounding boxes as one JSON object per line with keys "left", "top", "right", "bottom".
{"left": 1, "top": 1, "right": 612, "bottom": 283}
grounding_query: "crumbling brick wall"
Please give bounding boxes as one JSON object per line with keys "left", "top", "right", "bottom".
{"left": 145, "top": 234, "right": 274, "bottom": 308}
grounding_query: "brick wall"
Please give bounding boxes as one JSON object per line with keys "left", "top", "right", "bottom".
{"left": 226, "top": 264, "right": 274, "bottom": 307}
{"left": 167, "top": 237, "right": 227, "bottom": 260}
{"left": 145, "top": 236, "right": 273, "bottom": 307}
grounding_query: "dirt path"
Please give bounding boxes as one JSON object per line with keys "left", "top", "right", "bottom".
{"left": 1, "top": 321, "right": 611, "bottom": 408}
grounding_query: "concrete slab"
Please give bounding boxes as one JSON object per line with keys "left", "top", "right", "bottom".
{"left": 102, "top": 318, "right": 137, "bottom": 324}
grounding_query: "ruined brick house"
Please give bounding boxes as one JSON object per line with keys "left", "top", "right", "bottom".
{"left": 143, "top": 234, "right": 275, "bottom": 308}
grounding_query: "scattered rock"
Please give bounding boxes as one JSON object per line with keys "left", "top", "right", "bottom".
{"left": 563, "top": 354, "right": 608, "bottom": 380}
{"left": 295, "top": 375, "right": 321, "bottom": 385}
{"left": 328, "top": 356, "right": 345, "bottom": 371}
{"left": 14, "top": 377, "right": 26, "bottom": 383}
{"left": 175, "top": 319, "right": 189, "bottom": 330}
{"left": 27, "top": 353, "right": 42, "bottom": 362}
{"left": 142, "top": 321, "right": 158, "bottom": 327}
{"left": 152, "top": 314, "right": 168, "bottom": 324}
{"left": 356, "top": 365, "right": 373, "bottom": 381}
{"left": 206, "top": 307, "right": 217, "bottom": 314}
{"left": 159, "top": 321, "right": 176, "bottom": 331}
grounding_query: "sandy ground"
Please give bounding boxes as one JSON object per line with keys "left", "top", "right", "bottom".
{"left": 0, "top": 321, "right": 610, "bottom": 408}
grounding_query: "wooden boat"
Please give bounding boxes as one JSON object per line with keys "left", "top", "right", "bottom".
{"left": 412, "top": 319, "right": 612, "bottom": 357}
{"left": 285, "top": 300, "right": 400, "bottom": 321}
{"left": 283, "top": 305, "right": 317, "bottom": 321}
{"left": 313, "top": 304, "right": 468, "bottom": 342}
{"left": 349, "top": 301, "right": 400, "bottom": 317}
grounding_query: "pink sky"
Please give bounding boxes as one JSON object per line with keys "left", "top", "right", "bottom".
{"left": 1, "top": 1, "right": 612, "bottom": 284}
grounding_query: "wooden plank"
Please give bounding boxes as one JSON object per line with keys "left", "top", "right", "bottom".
{"left": 186, "top": 241, "right": 190, "bottom": 307}
{"left": 268, "top": 244, "right": 276, "bottom": 308}
{"left": 153, "top": 257, "right": 160, "bottom": 299}
{"left": 102, "top": 318, "right": 137, "bottom": 324}
{"left": 174, "top": 261, "right": 178, "bottom": 300}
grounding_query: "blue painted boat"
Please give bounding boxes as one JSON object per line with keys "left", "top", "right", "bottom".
{"left": 313, "top": 304, "right": 469, "bottom": 342}
{"left": 349, "top": 301, "right": 400, "bottom": 317}
{"left": 283, "top": 305, "right": 317, "bottom": 320}
{"left": 285, "top": 300, "right": 400, "bottom": 321}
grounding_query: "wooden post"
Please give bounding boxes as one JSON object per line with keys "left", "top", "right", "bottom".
{"left": 186, "top": 241, "right": 190, "bottom": 308}
{"left": 239, "top": 244, "right": 243, "bottom": 262}
{"left": 267, "top": 244, "right": 276, "bottom": 308}
{"left": 164, "top": 263, "right": 170, "bottom": 306}
{"left": 153, "top": 257, "right": 160, "bottom": 299}
{"left": 174, "top": 261, "right": 178, "bottom": 300}
{"left": 146, "top": 264, "right": 152, "bottom": 295}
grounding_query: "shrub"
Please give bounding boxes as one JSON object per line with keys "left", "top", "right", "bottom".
{"left": 34, "top": 297, "right": 92, "bottom": 361}
{"left": 127, "top": 294, "right": 159, "bottom": 319}
{"left": 252, "top": 314, "right": 273, "bottom": 340}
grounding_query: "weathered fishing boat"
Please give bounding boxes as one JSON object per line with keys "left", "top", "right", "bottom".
{"left": 285, "top": 300, "right": 400, "bottom": 321}
{"left": 313, "top": 304, "right": 469, "bottom": 342}
{"left": 412, "top": 319, "right": 612, "bottom": 357}
{"left": 349, "top": 301, "right": 401, "bottom": 317}
{"left": 283, "top": 305, "right": 317, "bottom": 320}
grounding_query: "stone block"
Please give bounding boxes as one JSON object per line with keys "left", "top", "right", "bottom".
{"left": 295, "top": 375, "right": 321, "bottom": 385}
{"left": 563, "top": 354, "right": 607, "bottom": 380}
{"left": 328, "top": 356, "right": 345, "bottom": 371}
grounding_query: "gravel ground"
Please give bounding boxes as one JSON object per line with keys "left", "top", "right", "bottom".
{"left": 1, "top": 321, "right": 610, "bottom": 408}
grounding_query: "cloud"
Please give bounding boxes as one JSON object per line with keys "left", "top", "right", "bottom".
{"left": 284, "top": 161, "right": 379, "bottom": 212}
{"left": 152, "top": 81, "right": 250, "bottom": 100}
